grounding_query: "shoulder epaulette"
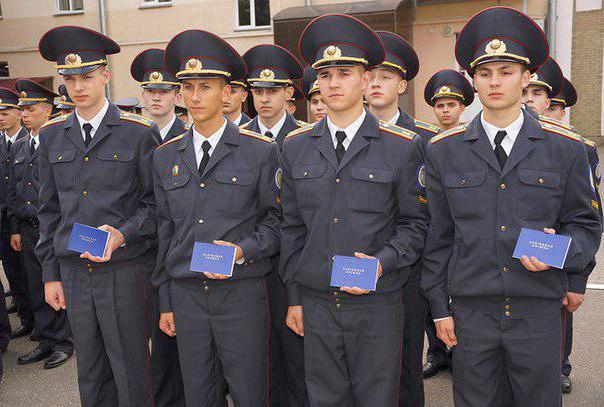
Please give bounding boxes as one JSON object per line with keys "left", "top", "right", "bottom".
{"left": 539, "top": 115, "right": 574, "bottom": 131}
{"left": 285, "top": 123, "right": 314, "bottom": 140}
{"left": 240, "top": 128, "right": 272, "bottom": 143}
{"left": 156, "top": 133, "right": 186, "bottom": 150}
{"left": 429, "top": 123, "right": 468, "bottom": 144}
{"left": 239, "top": 121, "right": 250, "bottom": 130}
{"left": 581, "top": 136, "right": 597, "bottom": 148}
{"left": 414, "top": 118, "right": 440, "bottom": 134}
{"left": 540, "top": 121, "right": 582, "bottom": 142}
{"left": 379, "top": 122, "right": 416, "bottom": 141}
{"left": 119, "top": 112, "right": 154, "bottom": 128}
{"left": 41, "top": 115, "right": 68, "bottom": 129}
{"left": 296, "top": 119, "right": 308, "bottom": 127}
{"left": 184, "top": 124, "right": 191, "bottom": 131}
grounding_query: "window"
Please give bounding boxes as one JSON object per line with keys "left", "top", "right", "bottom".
{"left": 57, "top": 0, "right": 83, "bottom": 12}
{"left": 237, "top": 0, "right": 271, "bottom": 29}
{"left": 0, "top": 2, "right": 3, "bottom": 19}
{"left": 0, "top": 62, "right": 8, "bottom": 77}
{"left": 140, "top": 0, "right": 172, "bottom": 9}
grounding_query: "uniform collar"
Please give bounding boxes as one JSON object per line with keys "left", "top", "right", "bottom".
{"left": 258, "top": 110, "right": 287, "bottom": 138}
{"left": 326, "top": 108, "right": 367, "bottom": 140}
{"left": 480, "top": 110, "right": 524, "bottom": 148}
{"left": 159, "top": 114, "right": 177, "bottom": 141}
{"left": 76, "top": 98, "right": 110, "bottom": 132}
{"left": 386, "top": 109, "right": 401, "bottom": 125}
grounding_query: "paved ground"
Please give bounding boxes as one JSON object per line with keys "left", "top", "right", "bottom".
{"left": 1, "top": 148, "right": 603, "bottom": 406}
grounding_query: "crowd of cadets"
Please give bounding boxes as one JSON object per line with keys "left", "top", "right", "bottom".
{"left": 0, "top": 5, "right": 600, "bottom": 407}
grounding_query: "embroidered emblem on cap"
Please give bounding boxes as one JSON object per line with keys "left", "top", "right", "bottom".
{"left": 65, "top": 53, "right": 83, "bottom": 66}
{"left": 439, "top": 86, "right": 451, "bottom": 93}
{"left": 186, "top": 58, "right": 203, "bottom": 71}
{"left": 20, "top": 92, "right": 27, "bottom": 98}
{"left": 323, "top": 45, "right": 342, "bottom": 60}
{"left": 261, "top": 69, "right": 275, "bottom": 81}
{"left": 485, "top": 39, "right": 507, "bottom": 55}
{"left": 150, "top": 71, "right": 164, "bottom": 83}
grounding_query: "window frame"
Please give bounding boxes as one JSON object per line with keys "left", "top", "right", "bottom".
{"left": 55, "top": 0, "right": 84, "bottom": 15}
{"left": 235, "top": 0, "right": 271, "bottom": 31}
{"left": 139, "top": 0, "right": 173, "bottom": 9}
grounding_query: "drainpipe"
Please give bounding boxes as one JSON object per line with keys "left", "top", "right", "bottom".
{"left": 305, "top": 0, "right": 311, "bottom": 6}
{"left": 547, "top": 0, "right": 556, "bottom": 57}
{"left": 98, "top": 0, "right": 110, "bottom": 99}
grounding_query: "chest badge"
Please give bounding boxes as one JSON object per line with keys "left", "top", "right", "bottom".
{"left": 172, "top": 165, "right": 179, "bottom": 177}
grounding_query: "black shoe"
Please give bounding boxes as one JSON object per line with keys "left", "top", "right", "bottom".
{"left": 561, "top": 374, "right": 572, "bottom": 394}
{"left": 18, "top": 347, "right": 53, "bottom": 364}
{"left": 43, "top": 351, "right": 72, "bottom": 369}
{"left": 423, "top": 361, "right": 450, "bottom": 379}
{"left": 10, "top": 324, "right": 33, "bottom": 339}
{"left": 6, "top": 302, "right": 17, "bottom": 314}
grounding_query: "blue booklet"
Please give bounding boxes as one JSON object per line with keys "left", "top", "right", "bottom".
{"left": 330, "top": 255, "right": 379, "bottom": 291}
{"left": 512, "top": 228, "right": 572, "bottom": 269}
{"left": 190, "top": 242, "right": 237, "bottom": 277}
{"left": 67, "top": 223, "right": 110, "bottom": 258}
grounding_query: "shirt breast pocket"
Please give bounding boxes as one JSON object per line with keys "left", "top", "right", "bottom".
{"left": 162, "top": 172, "right": 191, "bottom": 219}
{"left": 516, "top": 169, "right": 562, "bottom": 221}
{"left": 49, "top": 149, "right": 77, "bottom": 189}
{"left": 292, "top": 163, "right": 327, "bottom": 209}
{"left": 97, "top": 150, "right": 135, "bottom": 188}
{"left": 349, "top": 166, "right": 394, "bottom": 212}
{"left": 443, "top": 170, "right": 486, "bottom": 220}
{"left": 214, "top": 169, "right": 256, "bottom": 215}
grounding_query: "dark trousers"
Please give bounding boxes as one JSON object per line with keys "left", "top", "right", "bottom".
{"left": 561, "top": 309, "right": 573, "bottom": 377}
{"left": 267, "top": 267, "right": 309, "bottom": 407}
{"left": 302, "top": 288, "right": 403, "bottom": 407}
{"left": 1, "top": 214, "right": 32, "bottom": 326}
{"left": 21, "top": 222, "right": 72, "bottom": 353}
{"left": 171, "top": 277, "right": 269, "bottom": 407}
{"left": 399, "top": 275, "right": 427, "bottom": 407}
{"left": 0, "top": 278, "right": 9, "bottom": 383}
{"left": 451, "top": 297, "right": 562, "bottom": 407}
{"left": 61, "top": 260, "right": 152, "bottom": 407}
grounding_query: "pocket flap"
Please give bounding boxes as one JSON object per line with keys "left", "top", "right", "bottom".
{"left": 292, "top": 163, "right": 326, "bottom": 179}
{"left": 13, "top": 156, "right": 25, "bottom": 165}
{"left": 518, "top": 169, "right": 561, "bottom": 188}
{"left": 350, "top": 166, "right": 394, "bottom": 183}
{"left": 443, "top": 170, "right": 486, "bottom": 188}
{"left": 97, "top": 150, "right": 134, "bottom": 162}
{"left": 214, "top": 170, "right": 254, "bottom": 186}
{"left": 49, "top": 149, "right": 76, "bottom": 163}
{"left": 163, "top": 173, "right": 190, "bottom": 190}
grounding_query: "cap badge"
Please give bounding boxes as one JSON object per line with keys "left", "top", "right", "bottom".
{"left": 530, "top": 73, "right": 539, "bottom": 82}
{"left": 65, "top": 53, "right": 83, "bottom": 66}
{"left": 149, "top": 71, "right": 164, "bottom": 83}
{"left": 323, "top": 45, "right": 342, "bottom": 60}
{"left": 439, "top": 86, "right": 451, "bottom": 93}
{"left": 186, "top": 58, "right": 202, "bottom": 71}
{"left": 61, "top": 95, "right": 67, "bottom": 101}
{"left": 261, "top": 69, "right": 275, "bottom": 80}
{"left": 20, "top": 91, "right": 27, "bottom": 98}
{"left": 485, "top": 39, "right": 507, "bottom": 55}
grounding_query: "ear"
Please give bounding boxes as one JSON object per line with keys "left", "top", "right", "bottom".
{"left": 544, "top": 98, "right": 551, "bottom": 110}
{"left": 520, "top": 68, "right": 531, "bottom": 89}
{"left": 360, "top": 68, "right": 371, "bottom": 91}
{"left": 222, "top": 83, "right": 232, "bottom": 102}
{"left": 174, "top": 92, "right": 182, "bottom": 104}
{"left": 398, "top": 79, "right": 408, "bottom": 95}
{"left": 241, "top": 90, "right": 248, "bottom": 103}
{"left": 459, "top": 104, "right": 466, "bottom": 114}
{"left": 285, "top": 86, "right": 294, "bottom": 99}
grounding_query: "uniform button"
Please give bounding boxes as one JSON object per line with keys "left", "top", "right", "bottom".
{"left": 500, "top": 183, "right": 506, "bottom": 189}
{"left": 84, "top": 156, "right": 89, "bottom": 162}
{"left": 198, "top": 219, "right": 204, "bottom": 224}
{"left": 369, "top": 174, "right": 374, "bottom": 179}
{"left": 83, "top": 190, "right": 88, "bottom": 197}
{"left": 57, "top": 155, "right": 63, "bottom": 161}
{"left": 333, "top": 218, "right": 339, "bottom": 223}
{"left": 505, "top": 311, "right": 511, "bottom": 316}
{"left": 88, "top": 268, "right": 93, "bottom": 273}
{"left": 502, "top": 266, "right": 508, "bottom": 273}
{"left": 200, "top": 183, "right": 205, "bottom": 188}
{"left": 538, "top": 178, "right": 544, "bottom": 184}
{"left": 335, "top": 178, "right": 341, "bottom": 184}
{"left": 336, "top": 303, "right": 341, "bottom": 309}
{"left": 26, "top": 201, "right": 31, "bottom": 205}
{"left": 29, "top": 163, "right": 33, "bottom": 167}
{"left": 232, "top": 177, "right": 237, "bottom": 183}
{"left": 113, "top": 154, "right": 119, "bottom": 160}
{"left": 27, "top": 182, "right": 32, "bottom": 186}
{"left": 505, "top": 305, "right": 510, "bottom": 310}
{"left": 333, "top": 291, "right": 338, "bottom": 296}
{"left": 86, "top": 263, "right": 91, "bottom": 267}
{"left": 461, "top": 179, "right": 466, "bottom": 185}
{"left": 204, "top": 286, "right": 209, "bottom": 291}
{"left": 4, "top": 176, "right": 8, "bottom": 180}
{"left": 500, "top": 225, "right": 507, "bottom": 231}
{"left": 504, "top": 297, "right": 510, "bottom": 302}
{"left": 304, "top": 171, "right": 308, "bottom": 177}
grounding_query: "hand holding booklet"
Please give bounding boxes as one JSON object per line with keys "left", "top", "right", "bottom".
{"left": 330, "top": 255, "right": 380, "bottom": 291}
{"left": 512, "top": 228, "right": 572, "bottom": 269}
{"left": 190, "top": 242, "right": 237, "bottom": 277}
{"left": 68, "top": 223, "right": 110, "bottom": 258}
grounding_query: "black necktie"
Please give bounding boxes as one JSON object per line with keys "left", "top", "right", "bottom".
{"left": 335, "top": 130, "right": 347, "bottom": 164}
{"left": 6, "top": 140, "right": 11, "bottom": 153}
{"left": 30, "top": 138, "right": 36, "bottom": 155}
{"left": 83, "top": 123, "right": 93, "bottom": 147}
{"left": 494, "top": 130, "right": 507, "bottom": 169}
{"left": 265, "top": 131, "right": 274, "bottom": 140}
{"left": 198, "top": 141, "right": 211, "bottom": 176}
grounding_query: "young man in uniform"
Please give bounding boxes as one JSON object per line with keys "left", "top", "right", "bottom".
{"left": 37, "top": 26, "right": 159, "bottom": 406}
{"left": 421, "top": 68, "right": 475, "bottom": 380}
{"left": 9, "top": 79, "right": 73, "bottom": 370}
{"left": 422, "top": 7, "right": 601, "bottom": 406}
{"left": 281, "top": 14, "right": 429, "bottom": 406}
{"left": 301, "top": 66, "right": 327, "bottom": 122}
{"left": 132, "top": 48, "right": 187, "bottom": 145}
{"left": 0, "top": 87, "right": 31, "bottom": 337}
{"left": 223, "top": 75, "right": 250, "bottom": 126}
{"left": 522, "top": 56, "right": 563, "bottom": 117}
{"left": 154, "top": 29, "right": 281, "bottom": 407}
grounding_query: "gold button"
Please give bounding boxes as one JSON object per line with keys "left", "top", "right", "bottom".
{"left": 502, "top": 267, "right": 508, "bottom": 272}
{"left": 333, "top": 218, "right": 339, "bottom": 223}
{"left": 369, "top": 174, "right": 374, "bottom": 179}
{"left": 335, "top": 178, "right": 341, "bottom": 184}
{"left": 333, "top": 291, "right": 338, "bottom": 296}
{"left": 461, "top": 179, "right": 466, "bottom": 185}
{"left": 198, "top": 219, "right": 204, "bottom": 224}
{"left": 504, "top": 297, "right": 510, "bottom": 302}
{"left": 500, "top": 225, "right": 507, "bottom": 231}
{"left": 500, "top": 183, "right": 506, "bottom": 189}
{"left": 304, "top": 171, "right": 308, "bottom": 177}
{"left": 200, "top": 183, "right": 205, "bottom": 188}
{"left": 83, "top": 191, "right": 88, "bottom": 197}
{"left": 26, "top": 201, "right": 31, "bottom": 205}
{"left": 58, "top": 156, "right": 63, "bottom": 161}
{"left": 88, "top": 268, "right": 93, "bottom": 273}
{"left": 84, "top": 156, "right": 89, "bottom": 162}
{"left": 336, "top": 303, "right": 341, "bottom": 309}
{"left": 505, "top": 311, "right": 511, "bottom": 316}
{"left": 113, "top": 154, "right": 118, "bottom": 160}
{"left": 505, "top": 305, "right": 510, "bottom": 310}
{"left": 27, "top": 182, "right": 31, "bottom": 186}
{"left": 86, "top": 263, "right": 91, "bottom": 267}
{"left": 538, "top": 178, "right": 544, "bottom": 184}
{"left": 232, "top": 177, "right": 237, "bottom": 182}
{"left": 29, "top": 163, "right": 32, "bottom": 167}
{"left": 204, "top": 286, "right": 209, "bottom": 291}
